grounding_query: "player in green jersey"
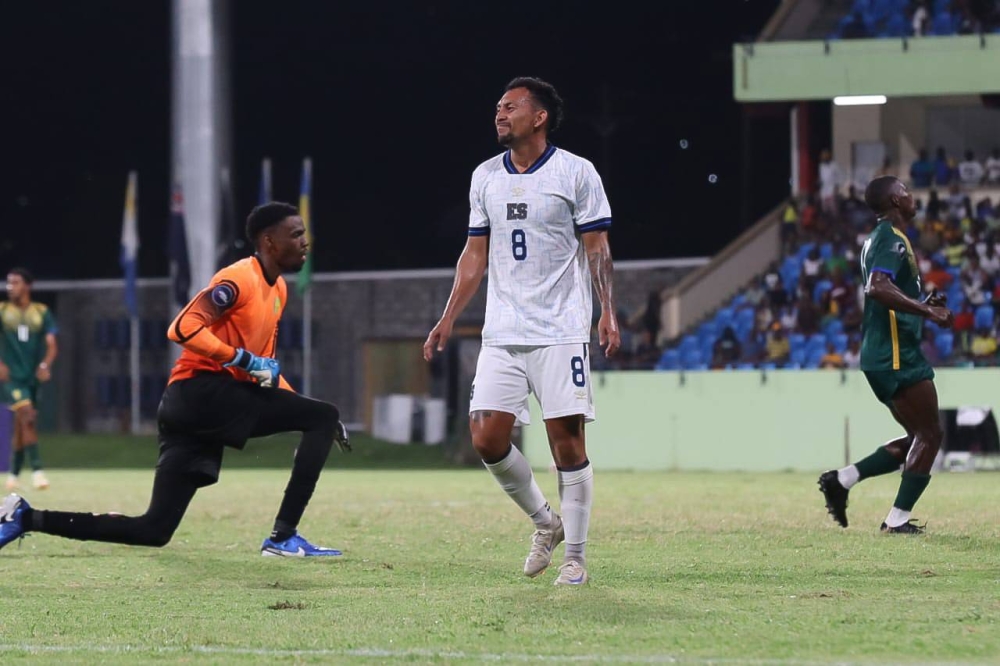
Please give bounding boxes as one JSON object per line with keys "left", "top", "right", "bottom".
{"left": 818, "top": 177, "right": 953, "bottom": 534}
{"left": 1, "top": 269, "right": 58, "bottom": 491}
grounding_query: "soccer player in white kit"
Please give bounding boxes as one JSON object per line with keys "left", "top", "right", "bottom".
{"left": 423, "top": 77, "right": 620, "bottom": 586}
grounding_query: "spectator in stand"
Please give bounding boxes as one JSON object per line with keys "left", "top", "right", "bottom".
{"left": 800, "top": 193, "right": 819, "bottom": 236}
{"left": 926, "top": 189, "right": 942, "bottom": 221}
{"left": 779, "top": 304, "right": 797, "bottom": 331}
{"left": 923, "top": 259, "right": 954, "bottom": 292}
{"left": 819, "top": 342, "right": 846, "bottom": 369}
{"left": 782, "top": 198, "right": 799, "bottom": 249}
{"left": 801, "top": 246, "right": 824, "bottom": 295}
{"left": 946, "top": 182, "right": 966, "bottom": 220}
{"left": 817, "top": 291, "right": 840, "bottom": 331}
{"left": 970, "top": 327, "right": 998, "bottom": 361}
{"left": 841, "top": 10, "right": 870, "bottom": 38}
{"left": 828, "top": 268, "right": 853, "bottom": 315}
{"left": 741, "top": 333, "right": 765, "bottom": 366}
{"left": 755, "top": 304, "right": 774, "bottom": 338}
{"left": 842, "top": 336, "right": 861, "bottom": 369}
{"left": 910, "top": 149, "right": 934, "bottom": 188}
{"left": 912, "top": 1, "right": 930, "bottom": 35}
{"left": 765, "top": 272, "right": 789, "bottom": 309}
{"left": 981, "top": 241, "right": 1000, "bottom": 278}
{"left": 952, "top": 302, "right": 975, "bottom": 345}
{"left": 818, "top": 150, "right": 842, "bottom": 215}
{"left": 842, "top": 303, "right": 863, "bottom": 335}
{"left": 976, "top": 197, "right": 997, "bottom": 227}
{"left": 920, "top": 328, "right": 942, "bottom": 366}
{"left": 795, "top": 293, "right": 820, "bottom": 335}
{"left": 961, "top": 254, "right": 989, "bottom": 306}
{"left": 765, "top": 323, "right": 790, "bottom": 365}
{"left": 743, "top": 279, "right": 766, "bottom": 308}
{"left": 934, "top": 147, "right": 953, "bottom": 186}
{"left": 841, "top": 185, "right": 872, "bottom": 232}
{"left": 985, "top": 148, "right": 1000, "bottom": 184}
{"left": 711, "top": 327, "right": 742, "bottom": 369}
{"left": 958, "top": 150, "right": 985, "bottom": 186}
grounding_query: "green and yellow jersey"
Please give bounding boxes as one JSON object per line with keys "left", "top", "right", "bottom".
{"left": 858, "top": 220, "right": 926, "bottom": 372}
{"left": 0, "top": 301, "right": 57, "bottom": 384}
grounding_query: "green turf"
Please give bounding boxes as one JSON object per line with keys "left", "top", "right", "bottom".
{"left": 36, "top": 432, "right": 454, "bottom": 469}
{"left": 1, "top": 467, "right": 998, "bottom": 664}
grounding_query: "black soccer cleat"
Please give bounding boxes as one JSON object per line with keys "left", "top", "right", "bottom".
{"left": 880, "top": 520, "right": 925, "bottom": 534}
{"left": 818, "top": 470, "right": 850, "bottom": 528}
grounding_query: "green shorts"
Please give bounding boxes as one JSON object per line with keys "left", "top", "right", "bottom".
{"left": 863, "top": 365, "right": 935, "bottom": 405}
{"left": 2, "top": 381, "right": 38, "bottom": 410}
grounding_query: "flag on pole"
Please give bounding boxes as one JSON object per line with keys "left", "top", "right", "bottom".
{"left": 168, "top": 180, "right": 192, "bottom": 309}
{"left": 296, "top": 157, "right": 313, "bottom": 296}
{"left": 120, "top": 171, "right": 139, "bottom": 317}
{"left": 259, "top": 157, "right": 272, "bottom": 206}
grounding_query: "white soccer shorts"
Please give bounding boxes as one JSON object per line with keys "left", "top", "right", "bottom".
{"left": 469, "top": 343, "right": 595, "bottom": 426}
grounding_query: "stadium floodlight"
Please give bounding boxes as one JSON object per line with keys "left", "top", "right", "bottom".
{"left": 833, "top": 95, "right": 887, "bottom": 106}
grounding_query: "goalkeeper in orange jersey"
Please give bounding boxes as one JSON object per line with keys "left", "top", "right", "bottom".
{"left": 1, "top": 203, "right": 350, "bottom": 557}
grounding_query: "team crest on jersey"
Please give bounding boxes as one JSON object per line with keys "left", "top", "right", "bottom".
{"left": 211, "top": 284, "right": 235, "bottom": 309}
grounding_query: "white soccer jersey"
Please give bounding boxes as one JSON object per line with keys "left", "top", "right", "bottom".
{"left": 468, "top": 145, "right": 612, "bottom": 347}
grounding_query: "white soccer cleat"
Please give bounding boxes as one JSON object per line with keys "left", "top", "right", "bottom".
{"left": 32, "top": 470, "right": 49, "bottom": 490}
{"left": 553, "top": 559, "right": 588, "bottom": 586}
{"left": 4, "top": 475, "right": 18, "bottom": 492}
{"left": 523, "top": 513, "right": 564, "bottom": 578}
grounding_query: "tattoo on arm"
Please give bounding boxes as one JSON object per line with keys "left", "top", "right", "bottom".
{"left": 587, "top": 246, "right": 615, "bottom": 311}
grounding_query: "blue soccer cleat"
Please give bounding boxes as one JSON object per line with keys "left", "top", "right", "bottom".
{"left": 0, "top": 494, "right": 31, "bottom": 550}
{"left": 260, "top": 532, "right": 342, "bottom": 557}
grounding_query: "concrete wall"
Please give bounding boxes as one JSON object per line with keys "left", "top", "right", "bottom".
{"left": 36, "top": 261, "right": 701, "bottom": 432}
{"left": 523, "top": 368, "right": 1000, "bottom": 472}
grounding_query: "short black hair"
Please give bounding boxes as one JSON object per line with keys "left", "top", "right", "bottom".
{"left": 504, "top": 76, "right": 564, "bottom": 133}
{"left": 246, "top": 202, "right": 298, "bottom": 245}
{"left": 7, "top": 267, "right": 34, "bottom": 285}
{"left": 864, "top": 176, "right": 899, "bottom": 214}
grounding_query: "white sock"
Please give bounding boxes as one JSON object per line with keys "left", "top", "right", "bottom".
{"left": 484, "top": 445, "right": 552, "bottom": 527}
{"left": 885, "top": 506, "right": 911, "bottom": 528}
{"left": 837, "top": 465, "right": 860, "bottom": 490}
{"left": 558, "top": 461, "right": 593, "bottom": 563}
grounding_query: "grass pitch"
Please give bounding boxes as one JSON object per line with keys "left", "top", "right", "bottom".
{"left": 0, "top": 448, "right": 998, "bottom": 663}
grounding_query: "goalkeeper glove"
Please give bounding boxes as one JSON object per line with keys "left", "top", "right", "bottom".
{"left": 224, "top": 348, "right": 281, "bottom": 388}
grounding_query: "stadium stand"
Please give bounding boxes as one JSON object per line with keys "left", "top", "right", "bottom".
{"left": 828, "top": 0, "right": 1000, "bottom": 39}
{"left": 651, "top": 165, "right": 1000, "bottom": 372}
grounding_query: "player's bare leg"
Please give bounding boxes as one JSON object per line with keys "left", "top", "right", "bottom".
{"left": 546, "top": 414, "right": 591, "bottom": 586}
{"left": 17, "top": 405, "right": 47, "bottom": 489}
{"left": 471, "top": 410, "right": 561, "bottom": 577}
{"left": 880, "top": 380, "right": 942, "bottom": 533}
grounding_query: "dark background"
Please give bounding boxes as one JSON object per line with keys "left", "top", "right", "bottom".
{"left": 1, "top": 0, "right": 789, "bottom": 280}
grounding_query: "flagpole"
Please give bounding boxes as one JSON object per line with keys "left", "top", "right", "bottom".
{"left": 130, "top": 316, "right": 140, "bottom": 434}
{"left": 298, "top": 157, "right": 313, "bottom": 396}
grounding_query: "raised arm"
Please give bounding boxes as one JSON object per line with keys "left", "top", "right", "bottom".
{"left": 423, "top": 235, "right": 488, "bottom": 361}
{"left": 582, "top": 230, "right": 620, "bottom": 357}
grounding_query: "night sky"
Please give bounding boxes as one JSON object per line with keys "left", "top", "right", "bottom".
{"left": 2, "top": 0, "right": 786, "bottom": 280}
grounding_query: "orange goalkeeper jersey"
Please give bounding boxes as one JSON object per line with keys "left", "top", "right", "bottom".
{"left": 167, "top": 256, "right": 291, "bottom": 389}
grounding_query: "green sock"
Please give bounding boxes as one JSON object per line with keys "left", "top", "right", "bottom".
{"left": 854, "top": 447, "right": 902, "bottom": 480}
{"left": 11, "top": 449, "right": 25, "bottom": 476}
{"left": 893, "top": 471, "right": 931, "bottom": 511}
{"left": 24, "top": 443, "right": 42, "bottom": 471}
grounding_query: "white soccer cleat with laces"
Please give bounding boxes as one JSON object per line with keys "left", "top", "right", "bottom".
{"left": 553, "top": 559, "right": 588, "bottom": 586}
{"left": 523, "top": 513, "right": 564, "bottom": 577}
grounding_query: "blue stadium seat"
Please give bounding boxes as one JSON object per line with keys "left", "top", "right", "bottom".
{"left": 882, "top": 13, "right": 909, "bottom": 37}
{"left": 715, "top": 307, "right": 735, "bottom": 329}
{"left": 790, "top": 349, "right": 806, "bottom": 367}
{"left": 932, "top": 0, "right": 948, "bottom": 13}
{"left": 736, "top": 307, "right": 755, "bottom": 325}
{"left": 931, "top": 11, "right": 954, "bottom": 35}
{"left": 820, "top": 243, "right": 834, "bottom": 260}
{"left": 656, "top": 349, "right": 681, "bottom": 370}
{"left": 734, "top": 320, "right": 754, "bottom": 343}
{"left": 760, "top": 362, "right": 777, "bottom": 371}
{"left": 679, "top": 335, "right": 699, "bottom": 354}
{"left": 805, "top": 348, "right": 826, "bottom": 369}
{"left": 697, "top": 321, "right": 718, "bottom": 340}
{"left": 824, "top": 319, "right": 844, "bottom": 337}
{"left": 806, "top": 333, "right": 827, "bottom": 354}
{"left": 935, "top": 331, "right": 954, "bottom": 359}
{"left": 729, "top": 294, "right": 747, "bottom": 308}
{"left": 974, "top": 304, "right": 995, "bottom": 331}
{"left": 681, "top": 349, "right": 704, "bottom": 369}
{"left": 797, "top": 243, "right": 816, "bottom": 261}
{"left": 788, "top": 333, "right": 806, "bottom": 354}
{"left": 699, "top": 336, "right": 716, "bottom": 360}
{"left": 813, "top": 279, "right": 833, "bottom": 303}
{"left": 736, "top": 363, "right": 756, "bottom": 370}
{"left": 947, "top": 288, "right": 965, "bottom": 309}
{"left": 832, "top": 333, "right": 849, "bottom": 354}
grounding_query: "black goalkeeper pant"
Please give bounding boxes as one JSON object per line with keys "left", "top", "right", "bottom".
{"left": 25, "top": 374, "right": 340, "bottom": 547}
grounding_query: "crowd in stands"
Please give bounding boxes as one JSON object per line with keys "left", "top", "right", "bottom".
{"left": 597, "top": 144, "right": 1000, "bottom": 373}
{"left": 832, "top": 0, "right": 1000, "bottom": 39}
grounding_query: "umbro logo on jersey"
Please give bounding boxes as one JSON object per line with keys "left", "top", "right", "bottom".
{"left": 511, "top": 187, "right": 525, "bottom": 197}
{"left": 506, "top": 203, "right": 528, "bottom": 220}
